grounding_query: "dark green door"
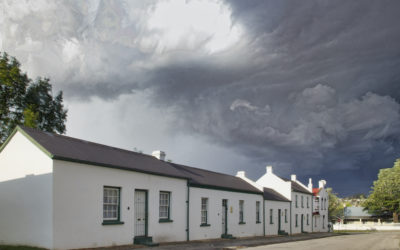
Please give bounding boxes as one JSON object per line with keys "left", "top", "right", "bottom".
{"left": 222, "top": 199, "right": 228, "bottom": 235}
{"left": 278, "top": 209, "right": 281, "bottom": 233}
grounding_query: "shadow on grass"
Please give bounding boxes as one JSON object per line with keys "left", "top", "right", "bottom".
{"left": 0, "top": 245, "right": 46, "bottom": 250}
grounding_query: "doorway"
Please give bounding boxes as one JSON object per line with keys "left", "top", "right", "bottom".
{"left": 222, "top": 199, "right": 228, "bottom": 235}
{"left": 134, "top": 190, "right": 148, "bottom": 237}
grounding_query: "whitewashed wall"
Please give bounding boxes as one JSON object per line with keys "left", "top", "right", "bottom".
{"left": 256, "top": 167, "right": 291, "bottom": 200}
{"left": 0, "top": 131, "right": 53, "bottom": 249}
{"left": 188, "top": 187, "right": 263, "bottom": 240}
{"left": 264, "top": 200, "right": 290, "bottom": 235}
{"left": 291, "top": 191, "right": 312, "bottom": 234}
{"left": 313, "top": 188, "right": 329, "bottom": 232}
{"left": 53, "top": 160, "right": 188, "bottom": 249}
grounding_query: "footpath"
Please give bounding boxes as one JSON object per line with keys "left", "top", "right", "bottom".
{"left": 92, "top": 232, "right": 339, "bottom": 250}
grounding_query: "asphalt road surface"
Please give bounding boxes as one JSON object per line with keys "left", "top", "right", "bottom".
{"left": 246, "top": 232, "right": 400, "bottom": 250}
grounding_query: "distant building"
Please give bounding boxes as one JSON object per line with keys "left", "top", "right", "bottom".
{"left": 344, "top": 207, "right": 376, "bottom": 224}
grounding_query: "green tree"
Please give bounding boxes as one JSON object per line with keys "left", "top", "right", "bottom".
{"left": 327, "top": 188, "right": 345, "bottom": 221}
{"left": 363, "top": 159, "right": 400, "bottom": 222}
{"left": 0, "top": 52, "right": 67, "bottom": 144}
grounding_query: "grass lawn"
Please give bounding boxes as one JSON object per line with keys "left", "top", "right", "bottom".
{"left": 0, "top": 245, "right": 46, "bottom": 250}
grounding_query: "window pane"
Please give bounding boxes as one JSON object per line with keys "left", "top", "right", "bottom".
{"left": 103, "top": 187, "right": 120, "bottom": 220}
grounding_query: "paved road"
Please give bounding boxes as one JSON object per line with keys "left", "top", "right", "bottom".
{"left": 246, "top": 232, "right": 400, "bottom": 250}
{"left": 139, "top": 233, "right": 336, "bottom": 250}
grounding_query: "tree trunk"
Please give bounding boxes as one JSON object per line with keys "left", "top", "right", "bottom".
{"left": 393, "top": 212, "right": 399, "bottom": 223}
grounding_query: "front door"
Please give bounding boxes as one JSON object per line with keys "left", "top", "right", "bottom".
{"left": 278, "top": 209, "right": 281, "bottom": 233}
{"left": 301, "top": 214, "right": 304, "bottom": 232}
{"left": 222, "top": 199, "right": 228, "bottom": 235}
{"left": 134, "top": 190, "right": 147, "bottom": 237}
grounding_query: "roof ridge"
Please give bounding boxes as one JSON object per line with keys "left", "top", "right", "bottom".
{"left": 169, "top": 162, "right": 240, "bottom": 178}
{"left": 19, "top": 125, "right": 154, "bottom": 159}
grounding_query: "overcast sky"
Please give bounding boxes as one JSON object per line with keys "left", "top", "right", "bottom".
{"left": 1, "top": 0, "right": 400, "bottom": 196}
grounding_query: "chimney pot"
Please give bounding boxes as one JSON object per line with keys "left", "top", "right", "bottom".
{"left": 266, "top": 166, "right": 273, "bottom": 174}
{"left": 236, "top": 171, "right": 246, "bottom": 178}
{"left": 308, "top": 178, "right": 313, "bottom": 191}
{"left": 152, "top": 150, "right": 166, "bottom": 161}
{"left": 319, "top": 180, "right": 326, "bottom": 188}
{"left": 291, "top": 174, "right": 296, "bottom": 181}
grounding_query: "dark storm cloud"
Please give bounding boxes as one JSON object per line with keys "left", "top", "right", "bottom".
{"left": 2, "top": 0, "right": 400, "bottom": 195}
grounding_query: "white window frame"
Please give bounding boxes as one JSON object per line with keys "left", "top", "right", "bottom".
{"left": 201, "top": 197, "right": 208, "bottom": 225}
{"left": 159, "top": 191, "right": 170, "bottom": 220}
{"left": 285, "top": 209, "right": 288, "bottom": 223}
{"left": 239, "top": 200, "right": 244, "bottom": 223}
{"left": 256, "top": 201, "right": 260, "bottom": 223}
{"left": 269, "top": 209, "right": 273, "bottom": 224}
{"left": 103, "top": 186, "right": 120, "bottom": 221}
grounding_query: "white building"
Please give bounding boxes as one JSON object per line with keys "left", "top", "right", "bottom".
{"left": 236, "top": 170, "right": 290, "bottom": 236}
{"left": 289, "top": 175, "right": 313, "bottom": 234}
{"left": 0, "top": 126, "right": 264, "bottom": 249}
{"left": 245, "top": 166, "right": 314, "bottom": 235}
{"left": 263, "top": 188, "right": 291, "bottom": 236}
{"left": 311, "top": 180, "right": 329, "bottom": 232}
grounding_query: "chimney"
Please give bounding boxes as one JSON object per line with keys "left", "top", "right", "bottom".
{"left": 319, "top": 180, "right": 326, "bottom": 188}
{"left": 291, "top": 174, "right": 296, "bottom": 181}
{"left": 152, "top": 150, "right": 166, "bottom": 161}
{"left": 266, "top": 166, "right": 273, "bottom": 174}
{"left": 308, "top": 178, "right": 313, "bottom": 192}
{"left": 236, "top": 171, "right": 246, "bottom": 178}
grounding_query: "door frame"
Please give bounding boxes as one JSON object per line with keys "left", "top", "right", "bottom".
{"left": 134, "top": 189, "right": 148, "bottom": 237}
{"left": 222, "top": 199, "right": 228, "bottom": 235}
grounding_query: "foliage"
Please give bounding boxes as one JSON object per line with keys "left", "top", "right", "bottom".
{"left": 0, "top": 52, "right": 67, "bottom": 144}
{"left": 327, "top": 187, "right": 345, "bottom": 221}
{"left": 363, "top": 159, "right": 400, "bottom": 221}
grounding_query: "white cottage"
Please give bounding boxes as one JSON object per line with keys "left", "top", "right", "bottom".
{"left": 262, "top": 188, "right": 290, "bottom": 236}
{"left": 0, "top": 126, "right": 264, "bottom": 249}
{"left": 288, "top": 175, "right": 313, "bottom": 234}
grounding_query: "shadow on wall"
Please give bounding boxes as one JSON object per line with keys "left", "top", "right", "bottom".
{"left": 0, "top": 173, "right": 53, "bottom": 248}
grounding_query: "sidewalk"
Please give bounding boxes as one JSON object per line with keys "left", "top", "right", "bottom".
{"left": 90, "top": 233, "right": 338, "bottom": 250}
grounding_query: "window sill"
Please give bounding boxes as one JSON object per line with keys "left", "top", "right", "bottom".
{"left": 102, "top": 220, "right": 124, "bottom": 225}
{"left": 200, "top": 223, "right": 211, "bottom": 227}
{"left": 159, "top": 219, "right": 173, "bottom": 223}
{"left": 256, "top": 221, "right": 261, "bottom": 224}
{"left": 239, "top": 222, "right": 246, "bottom": 225}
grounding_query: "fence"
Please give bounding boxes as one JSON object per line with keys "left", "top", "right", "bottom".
{"left": 334, "top": 222, "right": 400, "bottom": 231}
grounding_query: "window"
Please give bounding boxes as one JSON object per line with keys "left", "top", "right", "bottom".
{"left": 301, "top": 196, "right": 304, "bottom": 208}
{"left": 295, "top": 214, "right": 298, "bottom": 227}
{"left": 201, "top": 198, "right": 209, "bottom": 226}
{"left": 159, "top": 191, "right": 171, "bottom": 221}
{"left": 314, "top": 216, "right": 317, "bottom": 227}
{"left": 323, "top": 215, "right": 325, "bottom": 228}
{"left": 103, "top": 186, "right": 123, "bottom": 225}
{"left": 307, "top": 214, "right": 309, "bottom": 225}
{"left": 325, "top": 199, "right": 327, "bottom": 210}
{"left": 321, "top": 198, "right": 324, "bottom": 210}
{"left": 239, "top": 200, "right": 245, "bottom": 224}
{"left": 295, "top": 195, "right": 298, "bottom": 208}
{"left": 285, "top": 209, "right": 288, "bottom": 223}
{"left": 307, "top": 197, "right": 309, "bottom": 208}
{"left": 269, "top": 209, "right": 273, "bottom": 224}
{"left": 256, "top": 201, "right": 261, "bottom": 223}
